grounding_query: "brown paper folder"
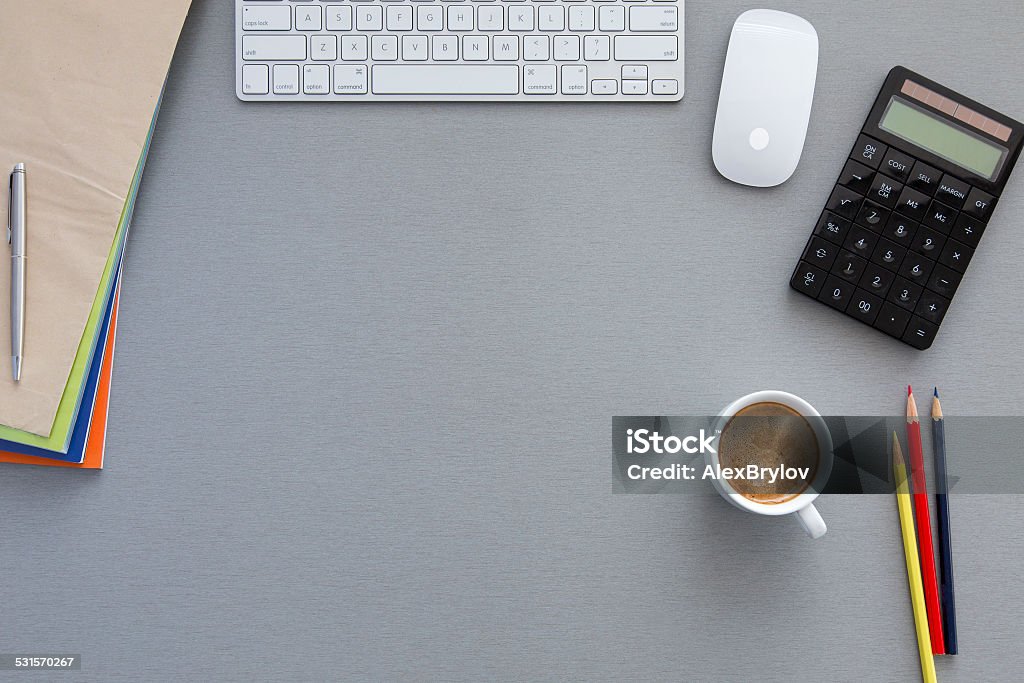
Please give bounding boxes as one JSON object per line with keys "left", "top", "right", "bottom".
{"left": 0, "top": 2, "right": 192, "bottom": 436}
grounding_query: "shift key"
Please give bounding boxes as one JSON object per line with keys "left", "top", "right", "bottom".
{"left": 614, "top": 36, "right": 679, "bottom": 61}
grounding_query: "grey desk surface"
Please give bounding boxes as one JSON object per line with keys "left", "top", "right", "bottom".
{"left": 2, "top": 1, "right": 1023, "bottom": 681}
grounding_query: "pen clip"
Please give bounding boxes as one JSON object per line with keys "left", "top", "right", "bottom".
{"left": 6, "top": 171, "right": 11, "bottom": 247}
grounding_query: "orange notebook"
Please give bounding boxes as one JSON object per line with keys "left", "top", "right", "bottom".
{"left": 0, "top": 287, "right": 119, "bottom": 469}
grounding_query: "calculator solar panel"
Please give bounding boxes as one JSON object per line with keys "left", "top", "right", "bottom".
{"left": 791, "top": 66, "right": 1023, "bottom": 349}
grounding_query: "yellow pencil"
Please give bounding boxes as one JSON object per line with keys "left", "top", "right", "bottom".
{"left": 893, "top": 432, "right": 938, "bottom": 683}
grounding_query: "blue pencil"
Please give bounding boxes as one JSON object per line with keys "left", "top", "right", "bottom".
{"left": 932, "top": 388, "right": 958, "bottom": 654}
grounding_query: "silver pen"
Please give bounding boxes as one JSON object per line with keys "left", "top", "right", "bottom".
{"left": 9, "top": 163, "right": 26, "bottom": 381}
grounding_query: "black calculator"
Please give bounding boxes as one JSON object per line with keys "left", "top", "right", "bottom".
{"left": 790, "top": 66, "right": 1023, "bottom": 349}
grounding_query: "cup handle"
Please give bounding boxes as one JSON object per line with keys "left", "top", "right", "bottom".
{"left": 794, "top": 504, "right": 827, "bottom": 539}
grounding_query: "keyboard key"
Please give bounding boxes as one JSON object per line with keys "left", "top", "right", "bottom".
{"left": 447, "top": 6, "right": 473, "bottom": 30}
{"left": 242, "top": 35, "right": 308, "bottom": 61}
{"left": 908, "top": 160, "right": 941, "bottom": 194}
{"left": 584, "top": 35, "right": 610, "bottom": 60}
{"left": 825, "top": 185, "right": 863, "bottom": 221}
{"left": 508, "top": 5, "right": 535, "bottom": 30}
{"left": 417, "top": 6, "right": 444, "bottom": 30}
{"left": 622, "top": 79, "right": 648, "bottom": 95}
{"left": 523, "top": 35, "right": 549, "bottom": 60}
{"left": 622, "top": 65, "right": 647, "bottom": 79}
{"left": 538, "top": 5, "right": 564, "bottom": 30}
{"left": 837, "top": 159, "right": 874, "bottom": 195}
{"left": 599, "top": 5, "right": 625, "bottom": 31}
{"left": 902, "top": 317, "right": 938, "bottom": 350}
{"left": 814, "top": 212, "right": 850, "bottom": 246}
{"left": 846, "top": 289, "right": 882, "bottom": 325}
{"left": 832, "top": 251, "right": 867, "bottom": 283}
{"left": 241, "top": 64, "right": 269, "bottom": 95}
{"left": 844, "top": 226, "right": 878, "bottom": 258}
{"left": 894, "top": 186, "right": 930, "bottom": 222}
{"left": 461, "top": 35, "right": 488, "bottom": 60}
{"left": 311, "top": 35, "right": 338, "bottom": 61}
{"left": 242, "top": 5, "right": 292, "bottom": 31}
{"left": 652, "top": 79, "right": 678, "bottom": 95}
{"left": 629, "top": 6, "right": 677, "bottom": 31}
{"left": 882, "top": 214, "right": 917, "bottom": 244}
{"left": 791, "top": 262, "right": 826, "bottom": 298}
{"left": 478, "top": 5, "right": 504, "bottom": 30}
{"left": 296, "top": 4, "right": 324, "bottom": 31}
{"left": 523, "top": 63, "right": 556, "bottom": 93}
{"left": 898, "top": 253, "right": 933, "bottom": 284}
{"left": 867, "top": 174, "right": 903, "bottom": 209}
{"left": 855, "top": 200, "right": 888, "bottom": 230}
{"left": 554, "top": 35, "right": 580, "bottom": 60}
{"left": 880, "top": 148, "right": 915, "bottom": 183}
{"left": 402, "top": 35, "right": 429, "bottom": 60}
{"left": 818, "top": 276, "right": 856, "bottom": 311}
{"left": 569, "top": 5, "right": 596, "bottom": 31}
{"left": 927, "top": 265, "right": 962, "bottom": 298}
{"left": 950, "top": 214, "right": 985, "bottom": 248}
{"left": 923, "top": 199, "right": 958, "bottom": 233}
{"left": 614, "top": 35, "right": 678, "bottom": 61}
{"left": 493, "top": 35, "right": 519, "bottom": 60}
{"left": 874, "top": 302, "right": 912, "bottom": 339}
{"left": 915, "top": 290, "right": 951, "bottom": 324}
{"left": 938, "top": 239, "right": 973, "bottom": 273}
{"left": 302, "top": 64, "right": 330, "bottom": 94}
{"left": 963, "top": 187, "right": 997, "bottom": 222}
{"left": 870, "top": 237, "right": 905, "bottom": 272}
{"left": 852, "top": 135, "right": 887, "bottom": 169}
{"left": 373, "top": 34, "right": 400, "bottom": 60}
{"left": 802, "top": 237, "right": 839, "bottom": 270}
{"left": 591, "top": 79, "right": 617, "bottom": 94}
{"left": 327, "top": 6, "right": 353, "bottom": 31}
{"left": 387, "top": 5, "right": 415, "bottom": 30}
{"left": 333, "top": 64, "right": 367, "bottom": 94}
{"left": 372, "top": 64, "right": 519, "bottom": 94}
{"left": 273, "top": 64, "right": 300, "bottom": 95}
{"left": 860, "top": 263, "right": 894, "bottom": 297}
{"left": 935, "top": 174, "right": 970, "bottom": 209}
{"left": 889, "top": 276, "right": 923, "bottom": 312}
{"left": 909, "top": 227, "right": 945, "bottom": 257}
{"left": 561, "top": 65, "right": 587, "bottom": 94}
{"left": 342, "top": 35, "right": 369, "bottom": 60}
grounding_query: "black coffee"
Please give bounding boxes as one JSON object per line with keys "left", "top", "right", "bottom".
{"left": 718, "top": 402, "right": 819, "bottom": 504}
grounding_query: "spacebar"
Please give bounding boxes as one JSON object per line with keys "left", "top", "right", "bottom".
{"left": 372, "top": 65, "right": 519, "bottom": 95}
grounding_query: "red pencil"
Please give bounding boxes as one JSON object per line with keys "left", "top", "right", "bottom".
{"left": 907, "top": 386, "right": 945, "bottom": 655}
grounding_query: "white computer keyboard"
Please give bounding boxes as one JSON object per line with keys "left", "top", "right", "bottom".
{"left": 236, "top": 0, "right": 683, "bottom": 102}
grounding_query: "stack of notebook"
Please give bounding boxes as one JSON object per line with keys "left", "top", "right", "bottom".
{"left": 0, "top": 3, "right": 193, "bottom": 469}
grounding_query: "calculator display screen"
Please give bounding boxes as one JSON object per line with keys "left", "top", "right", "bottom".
{"left": 880, "top": 97, "right": 1007, "bottom": 180}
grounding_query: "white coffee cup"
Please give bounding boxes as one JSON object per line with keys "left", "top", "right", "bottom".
{"left": 708, "top": 391, "right": 833, "bottom": 539}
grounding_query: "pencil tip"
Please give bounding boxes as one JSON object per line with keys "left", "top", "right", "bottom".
{"left": 934, "top": 386, "right": 939, "bottom": 398}
{"left": 908, "top": 384, "right": 913, "bottom": 396}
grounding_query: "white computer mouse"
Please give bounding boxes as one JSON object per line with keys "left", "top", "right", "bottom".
{"left": 712, "top": 9, "right": 819, "bottom": 187}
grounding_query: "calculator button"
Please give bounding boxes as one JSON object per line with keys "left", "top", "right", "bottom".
{"left": 963, "top": 187, "right": 997, "bottom": 222}
{"left": 818, "top": 276, "right": 856, "bottom": 311}
{"left": 908, "top": 160, "right": 942, "bottom": 194}
{"left": 950, "top": 214, "right": 985, "bottom": 248}
{"left": 927, "top": 265, "right": 962, "bottom": 297}
{"left": 791, "top": 262, "right": 826, "bottom": 298}
{"left": 852, "top": 135, "right": 887, "bottom": 169}
{"left": 846, "top": 289, "right": 882, "bottom": 325}
{"left": 874, "top": 302, "right": 912, "bottom": 339}
{"left": 859, "top": 263, "right": 894, "bottom": 297}
{"left": 902, "top": 316, "right": 938, "bottom": 350}
{"left": 855, "top": 200, "right": 889, "bottom": 230}
{"left": 813, "top": 212, "right": 851, "bottom": 246}
{"left": 922, "top": 199, "right": 958, "bottom": 233}
{"left": 844, "top": 227, "right": 878, "bottom": 258}
{"left": 935, "top": 174, "right": 971, "bottom": 209}
{"left": 915, "top": 290, "right": 951, "bottom": 324}
{"left": 909, "top": 227, "right": 946, "bottom": 257}
{"left": 802, "top": 237, "right": 839, "bottom": 270}
{"left": 889, "top": 277, "right": 923, "bottom": 312}
{"left": 868, "top": 174, "right": 903, "bottom": 209}
{"left": 882, "top": 214, "right": 918, "bottom": 243}
{"left": 894, "top": 187, "right": 930, "bottom": 222}
{"left": 837, "top": 160, "right": 875, "bottom": 195}
{"left": 871, "top": 238, "right": 906, "bottom": 272}
{"left": 938, "top": 239, "right": 973, "bottom": 273}
{"left": 826, "top": 185, "right": 864, "bottom": 220}
{"left": 898, "top": 254, "right": 933, "bottom": 284}
{"left": 832, "top": 251, "right": 868, "bottom": 283}
{"left": 880, "top": 149, "right": 915, "bottom": 183}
